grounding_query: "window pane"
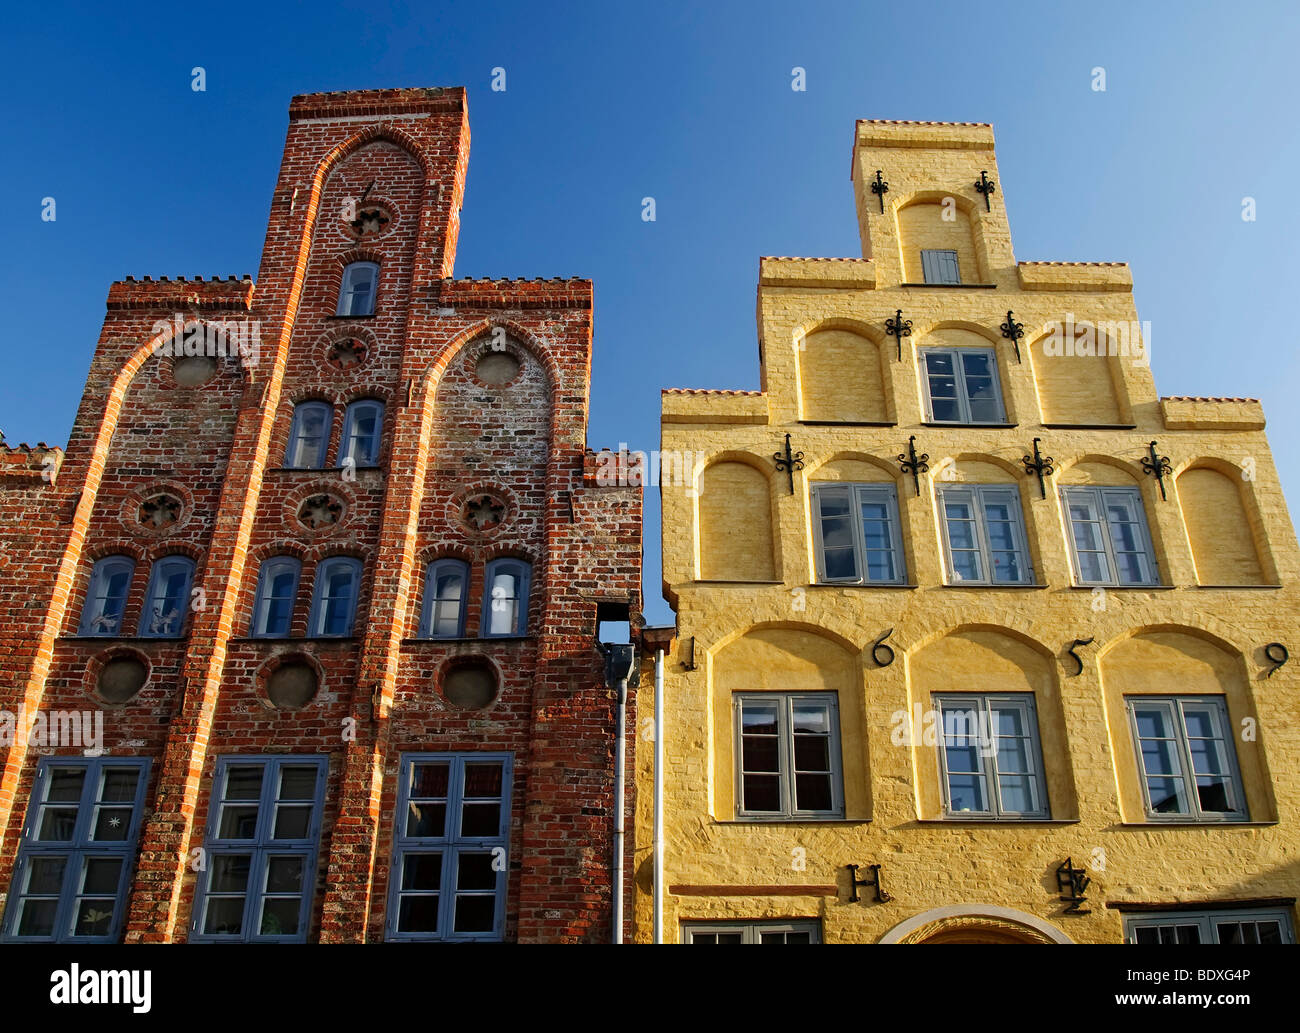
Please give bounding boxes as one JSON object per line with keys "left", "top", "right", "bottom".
{"left": 794, "top": 773, "right": 832, "bottom": 812}
{"left": 406, "top": 801, "right": 447, "bottom": 839}
{"left": 264, "top": 855, "right": 304, "bottom": 894}
{"left": 203, "top": 896, "right": 246, "bottom": 936}
{"left": 278, "top": 766, "right": 318, "bottom": 801}
{"left": 272, "top": 805, "right": 312, "bottom": 839}
{"left": 218, "top": 805, "right": 260, "bottom": 840}
{"left": 37, "top": 808, "right": 79, "bottom": 842}
{"left": 26, "top": 855, "right": 68, "bottom": 895}
{"left": 401, "top": 853, "right": 443, "bottom": 891}
{"left": 47, "top": 767, "right": 87, "bottom": 802}
{"left": 259, "top": 898, "right": 300, "bottom": 937}
{"left": 209, "top": 854, "right": 252, "bottom": 893}
{"left": 91, "top": 807, "right": 133, "bottom": 841}
{"left": 17, "top": 899, "right": 59, "bottom": 937}
{"left": 225, "top": 766, "right": 264, "bottom": 799}
{"left": 742, "top": 775, "right": 781, "bottom": 812}
{"left": 409, "top": 762, "right": 450, "bottom": 799}
{"left": 398, "top": 895, "right": 440, "bottom": 933}
{"left": 453, "top": 895, "right": 496, "bottom": 934}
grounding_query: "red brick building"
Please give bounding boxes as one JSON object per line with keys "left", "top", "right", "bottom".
{"left": 0, "top": 87, "right": 641, "bottom": 943}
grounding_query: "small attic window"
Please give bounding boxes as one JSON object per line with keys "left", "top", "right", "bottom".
{"left": 921, "top": 249, "right": 961, "bottom": 285}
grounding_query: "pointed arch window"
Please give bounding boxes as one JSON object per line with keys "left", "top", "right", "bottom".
{"left": 284, "top": 402, "right": 332, "bottom": 469}
{"left": 139, "top": 556, "right": 196, "bottom": 638}
{"left": 419, "top": 559, "right": 469, "bottom": 639}
{"left": 308, "top": 557, "right": 363, "bottom": 637}
{"left": 482, "top": 559, "right": 530, "bottom": 637}
{"left": 337, "top": 261, "right": 378, "bottom": 317}
{"left": 78, "top": 556, "right": 135, "bottom": 637}
{"left": 340, "top": 400, "right": 384, "bottom": 468}
{"left": 250, "top": 557, "right": 301, "bottom": 638}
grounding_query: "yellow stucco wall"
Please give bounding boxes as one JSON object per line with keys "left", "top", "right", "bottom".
{"left": 635, "top": 119, "right": 1300, "bottom": 945}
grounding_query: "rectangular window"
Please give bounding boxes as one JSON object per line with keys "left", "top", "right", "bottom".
{"left": 1061, "top": 486, "right": 1158, "bottom": 586}
{"left": 920, "top": 248, "right": 961, "bottom": 284}
{"left": 920, "top": 347, "right": 1004, "bottom": 423}
{"left": 192, "top": 755, "right": 327, "bottom": 942}
{"left": 1126, "top": 909, "right": 1293, "bottom": 944}
{"left": 735, "top": 693, "right": 842, "bottom": 819}
{"left": 937, "top": 484, "right": 1033, "bottom": 585}
{"left": 811, "top": 483, "right": 906, "bottom": 585}
{"left": 1, "top": 757, "right": 150, "bottom": 943}
{"left": 934, "top": 694, "right": 1049, "bottom": 819}
{"left": 386, "top": 753, "right": 512, "bottom": 942}
{"left": 684, "top": 920, "right": 821, "bottom": 943}
{"left": 1127, "top": 696, "right": 1247, "bottom": 821}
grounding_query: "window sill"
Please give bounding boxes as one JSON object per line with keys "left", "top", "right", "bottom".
{"left": 715, "top": 818, "right": 868, "bottom": 826}
{"left": 922, "top": 421, "right": 1017, "bottom": 429}
{"left": 1041, "top": 423, "right": 1138, "bottom": 430}
{"left": 809, "top": 582, "right": 917, "bottom": 590}
{"left": 914, "top": 817, "right": 1078, "bottom": 826}
{"left": 941, "top": 583, "right": 1046, "bottom": 590}
{"left": 266, "top": 466, "right": 384, "bottom": 474}
{"left": 691, "top": 579, "right": 786, "bottom": 586}
{"left": 400, "top": 636, "right": 534, "bottom": 645}
{"left": 1068, "top": 583, "right": 1173, "bottom": 591}
{"left": 901, "top": 282, "right": 997, "bottom": 289}
{"left": 1118, "top": 820, "right": 1274, "bottom": 828}
{"left": 798, "top": 420, "right": 897, "bottom": 427}
{"left": 1195, "top": 584, "right": 1282, "bottom": 590}
{"left": 228, "top": 636, "right": 360, "bottom": 644}
{"left": 59, "top": 635, "right": 190, "bottom": 644}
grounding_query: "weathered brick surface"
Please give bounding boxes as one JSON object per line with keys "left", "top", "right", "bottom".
{"left": 0, "top": 87, "right": 641, "bottom": 943}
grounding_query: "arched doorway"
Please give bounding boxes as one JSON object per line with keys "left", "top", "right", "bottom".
{"left": 879, "top": 905, "right": 1073, "bottom": 944}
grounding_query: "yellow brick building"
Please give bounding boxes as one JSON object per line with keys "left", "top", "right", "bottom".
{"left": 634, "top": 119, "right": 1300, "bottom": 945}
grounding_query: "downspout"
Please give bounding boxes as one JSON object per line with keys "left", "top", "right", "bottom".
{"left": 602, "top": 644, "right": 635, "bottom": 944}
{"left": 653, "top": 648, "right": 664, "bottom": 944}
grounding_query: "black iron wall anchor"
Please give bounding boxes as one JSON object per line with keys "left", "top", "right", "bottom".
{"left": 773, "top": 433, "right": 805, "bottom": 495}
{"left": 1066, "top": 637, "right": 1095, "bottom": 677}
{"left": 870, "top": 169, "right": 889, "bottom": 213}
{"left": 1264, "top": 642, "right": 1289, "bottom": 678}
{"left": 1140, "top": 440, "right": 1173, "bottom": 500}
{"left": 872, "top": 628, "right": 895, "bottom": 667}
{"left": 1020, "top": 437, "right": 1056, "bottom": 499}
{"left": 885, "top": 309, "right": 913, "bottom": 361}
{"left": 1055, "top": 857, "right": 1091, "bottom": 914}
{"left": 897, "top": 435, "right": 929, "bottom": 497}
{"left": 847, "top": 863, "right": 892, "bottom": 903}
{"left": 681, "top": 636, "right": 697, "bottom": 672}
{"left": 999, "top": 309, "right": 1025, "bottom": 363}
{"left": 974, "top": 170, "right": 997, "bottom": 211}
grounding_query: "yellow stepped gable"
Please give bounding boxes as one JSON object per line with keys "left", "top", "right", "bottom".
{"left": 634, "top": 118, "right": 1300, "bottom": 945}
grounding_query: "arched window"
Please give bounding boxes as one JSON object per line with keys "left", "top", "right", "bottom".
{"left": 250, "top": 557, "right": 302, "bottom": 638}
{"left": 284, "top": 401, "right": 332, "bottom": 469}
{"left": 482, "top": 559, "right": 530, "bottom": 637}
{"left": 139, "top": 556, "right": 196, "bottom": 638}
{"left": 78, "top": 556, "right": 135, "bottom": 636}
{"left": 309, "top": 557, "right": 363, "bottom": 637}
{"left": 337, "top": 261, "right": 378, "bottom": 317}
{"left": 340, "top": 400, "right": 384, "bottom": 468}
{"left": 419, "top": 559, "right": 469, "bottom": 638}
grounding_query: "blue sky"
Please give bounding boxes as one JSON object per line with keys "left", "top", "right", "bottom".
{"left": 3, "top": 0, "right": 1298, "bottom": 625}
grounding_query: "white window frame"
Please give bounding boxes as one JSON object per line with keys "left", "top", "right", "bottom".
{"left": 810, "top": 482, "right": 907, "bottom": 585}
{"left": 918, "top": 346, "right": 1006, "bottom": 424}
{"left": 933, "top": 693, "right": 1050, "bottom": 819}
{"left": 419, "top": 559, "right": 470, "bottom": 638}
{"left": 339, "top": 399, "right": 384, "bottom": 468}
{"left": 683, "top": 920, "right": 821, "bottom": 944}
{"left": 307, "top": 557, "right": 363, "bottom": 637}
{"left": 77, "top": 555, "right": 135, "bottom": 636}
{"left": 734, "top": 692, "right": 843, "bottom": 820}
{"left": 1125, "top": 908, "right": 1294, "bottom": 944}
{"left": 284, "top": 401, "right": 332, "bottom": 469}
{"left": 481, "top": 559, "right": 530, "bottom": 637}
{"left": 336, "top": 261, "right": 378, "bottom": 317}
{"left": 138, "top": 555, "right": 196, "bottom": 638}
{"left": 1126, "top": 695, "right": 1247, "bottom": 822}
{"left": 1061, "top": 485, "right": 1159, "bottom": 586}
{"left": 936, "top": 484, "right": 1034, "bottom": 585}
{"left": 250, "top": 556, "right": 301, "bottom": 638}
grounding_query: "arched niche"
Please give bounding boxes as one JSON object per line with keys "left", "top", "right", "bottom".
{"left": 1029, "top": 326, "right": 1128, "bottom": 425}
{"left": 880, "top": 904, "right": 1073, "bottom": 944}
{"left": 906, "top": 628, "right": 1076, "bottom": 820}
{"left": 697, "top": 460, "right": 776, "bottom": 581}
{"left": 797, "top": 327, "right": 889, "bottom": 423}
{"left": 710, "top": 626, "right": 866, "bottom": 819}
{"left": 1176, "top": 465, "right": 1268, "bottom": 585}
{"left": 896, "top": 201, "right": 982, "bottom": 284}
{"left": 1099, "top": 629, "right": 1274, "bottom": 823}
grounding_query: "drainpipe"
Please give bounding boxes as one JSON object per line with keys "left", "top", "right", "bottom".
{"left": 603, "top": 644, "right": 635, "bottom": 944}
{"left": 653, "top": 648, "right": 664, "bottom": 944}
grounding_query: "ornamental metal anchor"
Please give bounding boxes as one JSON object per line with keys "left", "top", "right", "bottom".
{"left": 885, "top": 309, "right": 912, "bottom": 361}
{"left": 974, "top": 170, "right": 997, "bottom": 211}
{"left": 1021, "top": 437, "right": 1056, "bottom": 499}
{"left": 773, "top": 433, "right": 804, "bottom": 495}
{"left": 1140, "top": 440, "right": 1173, "bottom": 500}
{"left": 869, "top": 169, "right": 889, "bottom": 213}
{"left": 1056, "top": 857, "right": 1091, "bottom": 914}
{"left": 1000, "top": 309, "right": 1025, "bottom": 363}
{"left": 848, "top": 863, "right": 892, "bottom": 903}
{"left": 897, "top": 436, "right": 929, "bottom": 497}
